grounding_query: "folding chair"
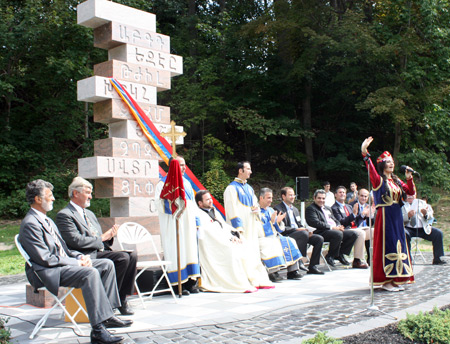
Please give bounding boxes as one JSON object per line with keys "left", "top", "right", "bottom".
{"left": 15, "top": 235, "right": 88, "bottom": 339}
{"left": 411, "top": 237, "right": 426, "bottom": 263}
{"left": 306, "top": 242, "right": 332, "bottom": 272}
{"left": 116, "top": 222, "right": 177, "bottom": 308}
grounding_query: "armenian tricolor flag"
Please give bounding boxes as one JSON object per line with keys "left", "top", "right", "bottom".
{"left": 110, "top": 78, "right": 225, "bottom": 218}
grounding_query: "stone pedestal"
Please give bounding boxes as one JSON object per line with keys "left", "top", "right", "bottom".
{"left": 76, "top": 0, "right": 183, "bottom": 259}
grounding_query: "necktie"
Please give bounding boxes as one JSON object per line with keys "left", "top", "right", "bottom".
{"left": 45, "top": 218, "right": 67, "bottom": 257}
{"left": 360, "top": 205, "right": 367, "bottom": 227}
{"left": 343, "top": 205, "right": 356, "bottom": 228}
{"left": 84, "top": 210, "right": 98, "bottom": 237}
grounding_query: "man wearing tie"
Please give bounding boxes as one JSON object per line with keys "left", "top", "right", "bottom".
{"left": 19, "top": 179, "right": 130, "bottom": 344}
{"left": 305, "top": 189, "right": 357, "bottom": 268}
{"left": 56, "top": 177, "right": 137, "bottom": 316}
{"left": 273, "top": 187, "right": 324, "bottom": 275}
{"left": 331, "top": 186, "right": 368, "bottom": 269}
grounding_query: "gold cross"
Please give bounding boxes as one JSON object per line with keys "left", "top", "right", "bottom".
{"left": 160, "top": 120, "right": 187, "bottom": 156}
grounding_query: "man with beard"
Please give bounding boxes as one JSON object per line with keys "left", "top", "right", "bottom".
{"left": 19, "top": 179, "right": 131, "bottom": 344}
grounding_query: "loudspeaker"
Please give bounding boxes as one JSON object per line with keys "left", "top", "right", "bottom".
{"left": 296, "top": 177, "right": 309, "bottom": 201}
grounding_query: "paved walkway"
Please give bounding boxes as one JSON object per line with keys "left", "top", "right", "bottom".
{"left": 1, "top": 253, "right": 448, "bottom": 344}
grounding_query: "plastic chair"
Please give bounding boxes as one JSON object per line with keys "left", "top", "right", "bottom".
{"left": 15, "top": 235, "right": 88, "bottom": 339}
{"left": 116, "top": 222, "right": 177, "bottom": 308}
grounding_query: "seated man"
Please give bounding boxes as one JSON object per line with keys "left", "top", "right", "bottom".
{"left": 56, "top": 177, "right": 137, "bottom": 316}
{"left": 305, "top": 189, "right": 357, "bottom": 268}
{"left": 195, "top": 190, "right": 257, "bottom": 293}
{"left": 402, "top": 194, "right": 446, "bottom": 265}
{"left": 19, "top": 179, "right": 131, "bottom": 344}
{"left": 273, "top": 187, "right": 324, "bottom": 275}
{"left": 331, "top": 186, "right": 368, "bottom": 269}
{"left": 258, "top": 188, "right": 305, "bottom": 281}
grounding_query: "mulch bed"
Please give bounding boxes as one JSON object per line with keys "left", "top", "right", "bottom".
{"left": 341, "top": 304, "right": 450, "bottom": 343}
{"left": 342, "top": 322, "right": 419, "bottom": 343}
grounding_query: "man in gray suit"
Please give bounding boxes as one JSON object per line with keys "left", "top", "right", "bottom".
{"left": 56, "top": 177, "right": 137, "bottom": 316}
{"left": 19, "top": 179, "right": 131, "bottom": 344}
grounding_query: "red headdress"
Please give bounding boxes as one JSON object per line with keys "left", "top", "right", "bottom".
{"left": 377, "top": 151, "right": 392, "bottom": 164}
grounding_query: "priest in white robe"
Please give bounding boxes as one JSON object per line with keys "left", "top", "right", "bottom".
{"left": 258, "top": 188, "right": 305, "bottom": 281}
{"left": 195, "top": 190, "right": 257, "bottom": 293}
{"left": 155, "top": 156, "right": 200, "bottom": 294}
{"left": 223, "top": 161, "right": 274, "bottom": 289}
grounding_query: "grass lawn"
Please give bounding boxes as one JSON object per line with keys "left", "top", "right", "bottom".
{"left": 0, "top": 193, "right": 449, "bottom": 276}
{"left": 0, "top": 221, "right": 24, "bottom": 276}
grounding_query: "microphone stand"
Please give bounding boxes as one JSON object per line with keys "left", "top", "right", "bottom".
{"left": 346, "top": 153, "right": 396, "bottom": 320}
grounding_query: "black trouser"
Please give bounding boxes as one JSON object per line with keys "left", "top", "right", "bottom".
{"left": 284, "top": 230, "right": 324, "bottom": 267}
{"left": 317, "top": 229, "right": 357, "bottom": 258}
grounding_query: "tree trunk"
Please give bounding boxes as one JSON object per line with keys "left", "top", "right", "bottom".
{"left": 188, "top": 0, "right": 197, "bottom": 57}
{"left": 393, "top": 121, "right": 402, "bottom": 166}
{"left": 302, "top": 83, "right": 317, "bottom": 181}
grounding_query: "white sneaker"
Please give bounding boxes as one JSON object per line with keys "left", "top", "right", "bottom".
{"left": 381, "top": 283, "right": 400, "bottom": 292}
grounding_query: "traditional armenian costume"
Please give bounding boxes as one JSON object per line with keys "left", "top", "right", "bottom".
{"left": 363, "top": 151, "right": 415, "bottom": 286}
{"left": 224, "top": 178, "right": 274, "bottom": 288}
{"left": 259, "top": 207, "right": 301, "bottom": 271}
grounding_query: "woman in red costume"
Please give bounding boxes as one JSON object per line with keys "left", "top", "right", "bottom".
{"left": 361, "top": 137, "right": 415, "bottom": 292}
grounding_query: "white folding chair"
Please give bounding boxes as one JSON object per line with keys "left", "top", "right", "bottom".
{"left": 411, "top": 237, "right": 426, "bottom": 263}
{"left": 117, "top": 222, "right": 177, "bottom": 308}
{"left": 304, "top": 223, "right": 332, "bottom": 272}
{"left": 15, "top": 235, "right": 88, "bottom": 339}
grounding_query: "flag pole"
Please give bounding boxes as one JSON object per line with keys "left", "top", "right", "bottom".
{"left": 176, "top": 219, "right": 182, "bottom": 297}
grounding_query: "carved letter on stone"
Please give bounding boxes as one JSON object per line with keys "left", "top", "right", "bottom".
{"left": 108, "top": 158, "right": 115, "bottom": 173}
{"left": 122, "top": 180, "right": 130, "bottom": 195}
{"left": 133, "top": 180, "right": 142, "bottom": 195}
{"left": 145, "top": 161, "right": 152, "bottom": 176}
{"left": 145, "top": 181, "right": 154, "bottom": 195}
{"left": 149, "top": 199, "right": 156, "bottom": 213}
{"left": 132, "top": 160, "right": 140, "bottom": 175}
{"left": 132, "top": 142, "right": 141, "bottom": 157}
{"left": 120, "top": 141, "right": 128, "bottom": 156}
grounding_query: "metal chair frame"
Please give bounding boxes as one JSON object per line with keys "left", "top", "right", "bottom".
{"left": 15, "top": 234, "right": 88, "bottom": 339}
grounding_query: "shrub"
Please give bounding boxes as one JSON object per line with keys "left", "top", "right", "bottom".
{"left": 302, "top": 331, "right": 343, "bottom": 344}
{"left": 0, "top": 317, "right": 11, "bottom": 344}
{"left": 398, "top": 306, "right": 450, "bottom": 344}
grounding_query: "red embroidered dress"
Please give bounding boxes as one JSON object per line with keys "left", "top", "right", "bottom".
{"left": 365, "top": 157, "right": 416, "bottom": 285}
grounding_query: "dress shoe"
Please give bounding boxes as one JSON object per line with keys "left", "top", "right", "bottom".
{"left": 307, "top": 265, "right": 325, "bottom": 275}
{"left": 287, "top": 270, "right": 303, "bottom": 280}
{"left": 184, "top": 279, "right": 200, "bottom": 293}
{"left": 433, "top": 259, "right": 447, "bottom": 265}
{"left": 337, "top": 255, "right": 351, "bottom": 266}
{"left": 117, "top": 300, "right": 134, "bottom": 316}
{"left": 91, "top": 323, "right": 123, "bottom": 344}
{"left": 352, "top": 259, "right": 369, "bottom": 269}
{"left": 103, "top": 316, "right": 133, "bottom": 328}
{"left": 298, "top": 261, "right": 309, "bottom": 272}
{"left": 325, "top": 255, "right": 336, "bottom": 267}
{"left": 269, "top": 271, "right": 283, "bottom": 282}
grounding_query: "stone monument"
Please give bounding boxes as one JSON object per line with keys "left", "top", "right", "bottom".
{"left": 76, "top": 0, "right": 185, "bottom": 251}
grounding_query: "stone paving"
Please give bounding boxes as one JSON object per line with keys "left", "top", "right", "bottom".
{"left": 124, "top": 257, "right": 449, "bottom": 343}
{"left": 2, "top": 253, "right": 449, "bottom": 344}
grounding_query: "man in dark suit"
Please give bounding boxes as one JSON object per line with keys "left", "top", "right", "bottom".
{"left": 19, "top": 179, "right": 131, "bottom": 344}
{"left": 56, "top": 177, "right": 137, "bottom": 316}
{"left": 331, "top": 186, "right": 368, "bottom": 269}
{"left": 305, "top": 189, "right": 357, "bottom": 268}
{"left": 273, "top": 187, "right": 324, "bottom": 275}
